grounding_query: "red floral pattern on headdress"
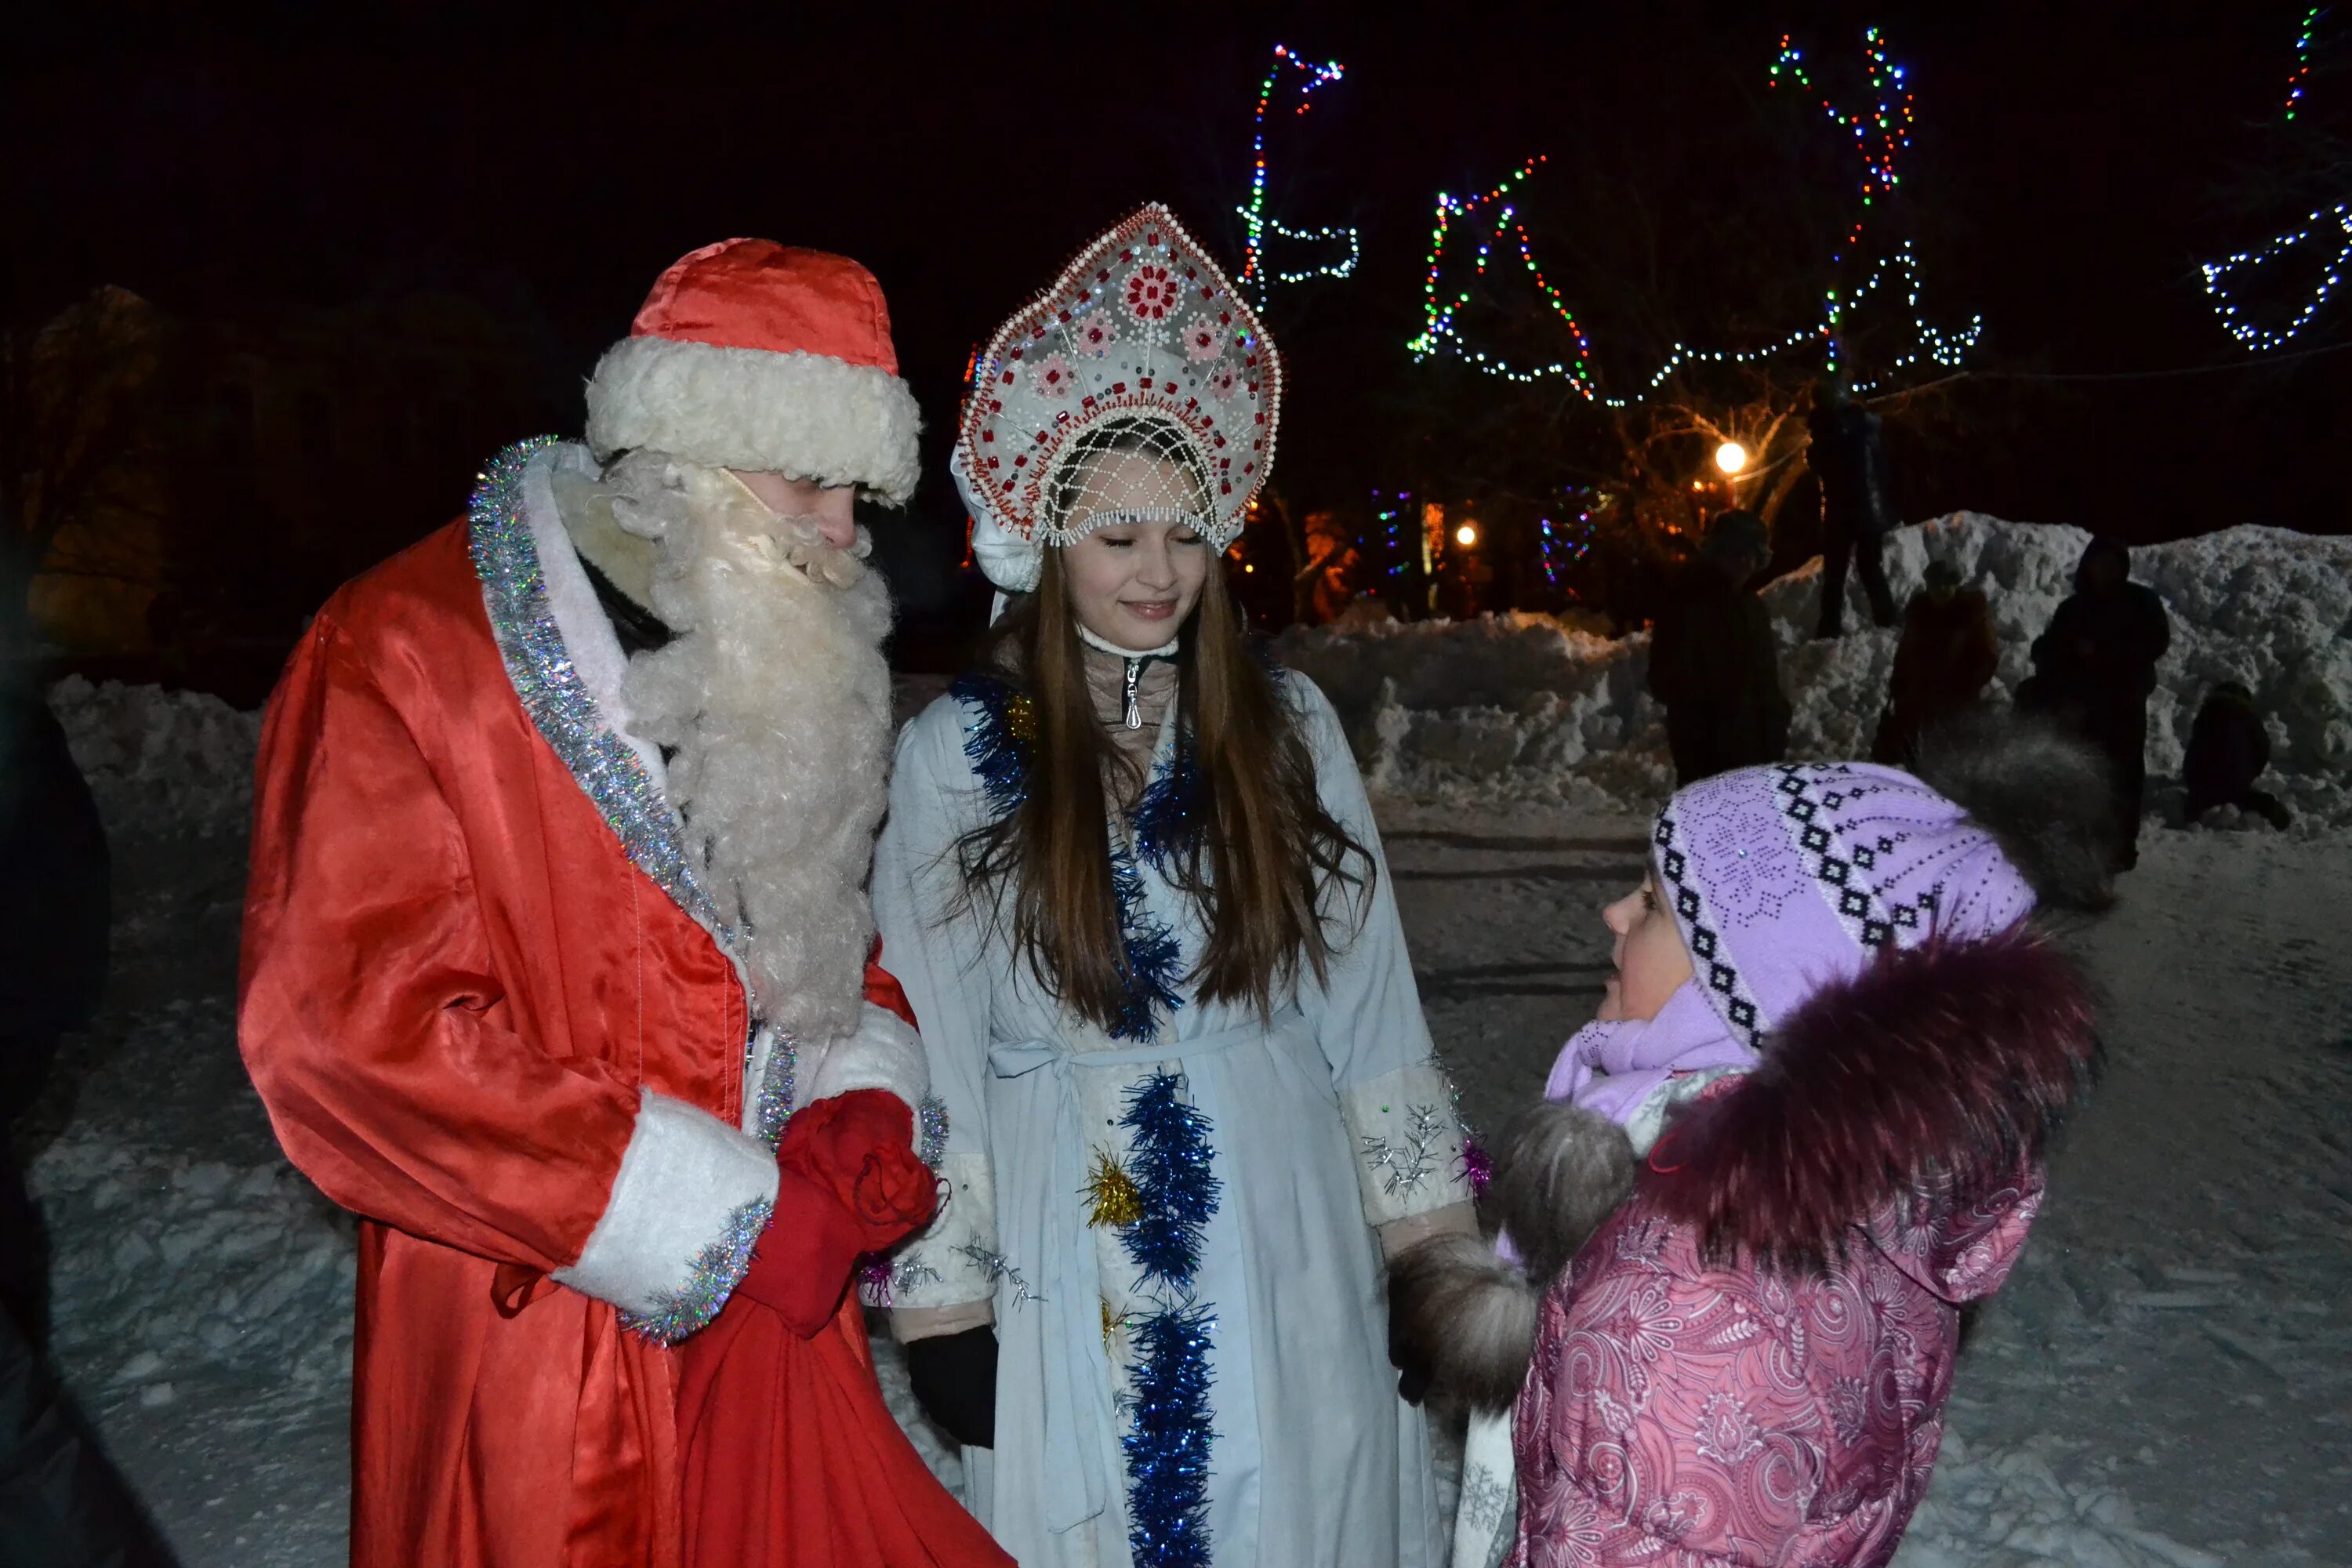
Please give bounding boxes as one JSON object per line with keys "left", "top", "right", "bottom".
{"left": 1125, "top": 264, "right": 1180, "bottom": 321}
{"left": 955, "top": 203, "right": 1283, "bottom": 560}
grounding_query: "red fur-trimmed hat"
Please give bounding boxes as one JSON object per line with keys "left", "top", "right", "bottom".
{"left": 584, "top": 240, "right": 922, "bottom": 504}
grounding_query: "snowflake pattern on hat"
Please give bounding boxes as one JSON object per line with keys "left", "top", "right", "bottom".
{"left": 1653, "top": 762, "right": 2035, "bottom": 1047}
{"left": 958, "top": 204, "right": 1282, "bottom": 555}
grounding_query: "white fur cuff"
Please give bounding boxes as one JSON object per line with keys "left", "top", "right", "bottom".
{"left": 1343, "top": 1063, "right": 1474, "bottom": 1228}
{"left": 553, "top": 1089, "right": 781, "bottom": 1340}
{"left": 584, "top": 336, "right": 922, "bottom": 505}
{"left": 800, "top": 1001, "right": 930, "bottom": 1114}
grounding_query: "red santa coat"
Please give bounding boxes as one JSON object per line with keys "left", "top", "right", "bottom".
{"left": 239, "top": 439, "right": 927, "bottom": 1567}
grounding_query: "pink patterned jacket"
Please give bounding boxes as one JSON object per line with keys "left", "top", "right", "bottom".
{"left": 1508, "top": 929, "right": 2096, "bottom": 1568}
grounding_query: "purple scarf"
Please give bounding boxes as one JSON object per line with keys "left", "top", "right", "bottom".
{"left": 1545, "top": 979, "right": 1758, "bottom": 1127}
{"left": 1490, "top": 982, "right": 1756, "bottom": 1270}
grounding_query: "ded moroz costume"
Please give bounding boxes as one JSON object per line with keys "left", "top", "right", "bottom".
{"left": 240, "top": 240, "right": 1004, "bottom": 1567}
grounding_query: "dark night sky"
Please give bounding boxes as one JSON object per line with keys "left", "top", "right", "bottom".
{"left": 11, "top": 2, "right": 2348, "bottom": 558}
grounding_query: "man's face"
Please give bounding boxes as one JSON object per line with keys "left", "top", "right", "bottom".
{"left": 729, "top": 470, "right": 856, "bottom": 549}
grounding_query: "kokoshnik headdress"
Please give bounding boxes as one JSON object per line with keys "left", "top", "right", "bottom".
{"left": 954, "top": 203, "right": 1283, "bottom": 593}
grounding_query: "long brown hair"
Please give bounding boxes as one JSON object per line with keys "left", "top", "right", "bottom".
{"left": 956, "top": 544, "right": 1370, "bottom": 1033}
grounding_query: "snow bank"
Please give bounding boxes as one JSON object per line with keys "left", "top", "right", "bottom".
{"left": 33, "top": 1124, "right": 356, "bottom": 1414}
{"left": 1892, "top": 1433, "right": 2224, "bottom": 1568}
{"left": 46, "top": 674, "right": 261, "bottom": 837}
{"left": 1276, "top": 517, "right": 2352, "bottom": 829}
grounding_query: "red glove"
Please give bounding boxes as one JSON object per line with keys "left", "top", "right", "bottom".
{"left": 733, "top": 1090, "right": 938, "bottom": 1338}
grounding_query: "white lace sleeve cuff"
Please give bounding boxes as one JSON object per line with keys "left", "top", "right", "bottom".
{"left": 862, "top": 1149, "right": 998, "bottom": 1312}
{"left": 552, "top": 1088, "right": 781, "bottom": 1343}
{"left": 1341, "top": 1062, "right": 1475, "bottom": 1228}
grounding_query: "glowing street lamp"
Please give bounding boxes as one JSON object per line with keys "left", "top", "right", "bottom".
{"left": 1454, "top": 522, "right": 1479, "bottom": 547}
{"left": 1714, "top": 441, "right": 1749, "bottom": 476}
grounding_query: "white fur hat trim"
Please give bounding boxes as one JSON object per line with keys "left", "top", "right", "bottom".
{"left": 585, "top": 335, "right": 923, "bottom": 506}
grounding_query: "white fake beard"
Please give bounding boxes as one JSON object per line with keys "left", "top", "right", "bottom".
{"left": 604, "top": 452, "right": 895, "bottom": 1043}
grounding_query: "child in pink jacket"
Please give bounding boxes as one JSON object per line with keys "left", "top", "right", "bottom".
{"left": 1395, "top": 735, "right": 2108, "bottom": 1568}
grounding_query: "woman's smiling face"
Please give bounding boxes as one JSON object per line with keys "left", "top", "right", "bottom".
{"left": 1058, "top": 449, "right": 1212, "bottom": 652}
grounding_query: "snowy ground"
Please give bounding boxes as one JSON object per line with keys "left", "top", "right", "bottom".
{"left": 31, "top": 715, "right": 2348, "bottom": 1565}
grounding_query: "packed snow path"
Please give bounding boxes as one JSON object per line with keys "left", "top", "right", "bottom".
{"left": 31, "top": 789, "right": 2349, "bottom": 1564}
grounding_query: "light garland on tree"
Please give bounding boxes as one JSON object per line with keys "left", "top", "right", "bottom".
{"left": 1371, "top": 489, "right": 1412, "bottom": 579}
{"left": 1407, "top": 28, "right": 1976, "bottom": 400}
{"left": 1405, "top": 155, "right": 1600, "bottom": 394}
{"left": 1769, "top": 28, "right": 1914, "bottom": 263}
{"left": 1237, "top": 44, "right": 1359, "bottom": 307}
{"left": 2285, "top": 5, "right": 2322, "bottom": 119}
{"left": 2201, "top": 204, "right": 2352, "bottom": 350}
{"left": 1766, "top": 27, "right": 1980, "bottom": 381}
{"left": 1536, "top": 510, "right": 1588, "bottom": 586}
{"left": 2201, "top": 10, "right": 2349, "bottom": 349}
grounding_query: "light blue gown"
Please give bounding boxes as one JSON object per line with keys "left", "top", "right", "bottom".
{"left": 871, "top": 666, "right": 1468, "bottom": 1568}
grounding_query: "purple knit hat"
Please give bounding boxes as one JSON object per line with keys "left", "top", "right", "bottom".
{"left": 1653, "top": 762, "right": 2035, "bottom": 1050}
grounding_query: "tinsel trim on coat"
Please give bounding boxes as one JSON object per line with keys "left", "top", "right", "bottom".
{"left": 1116, "top": 1071, "right": 1222, "bottom": 1566}
{"left": 951, "top": 672, "right": 1193, "bottom": 1042}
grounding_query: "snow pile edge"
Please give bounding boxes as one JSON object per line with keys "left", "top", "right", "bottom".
{"left": 46, "top": 674, "right": 263, "bottom": 837}
{"left": 1275, "top": 516, "right": 2352, "bottom": 831}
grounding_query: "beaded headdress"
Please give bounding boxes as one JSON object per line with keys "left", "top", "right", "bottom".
{"left": 955, "top": 204, "right": 1283, "bottom": 593}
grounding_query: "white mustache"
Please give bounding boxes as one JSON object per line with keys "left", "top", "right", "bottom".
{"left": 742, "top": 513, "right": 872, "bottom": 590}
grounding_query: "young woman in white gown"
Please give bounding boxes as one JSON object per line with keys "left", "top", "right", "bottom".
{"left": 869, "top": 204, "right": 1475, "bottom": 1568}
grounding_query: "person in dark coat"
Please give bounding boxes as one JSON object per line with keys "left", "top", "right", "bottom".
{"left": 2021, "top": 535, "right": 2172, "bottom": 868}
{"left": 1648, "top": 509, "right": 1789, "bottom": 785}
{"left": 0, "top": 570, "right": 172, "bottom": 1567}
{"left": 2183, "top": 681, "right": 2291, "bottom": 829}
{"left": 1872, "top": 557, "right": 1999, "bottom": 766}
{"left": 0, "top": 608, "right": 109, "bottom": 1352}
{"left": 1806, "top": 377, "right": 1900, "bottom": 637}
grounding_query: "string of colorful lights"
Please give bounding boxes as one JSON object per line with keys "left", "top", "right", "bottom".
{"left": 1769, "top": 28, "right": 1914, "bottom": 263}
{"left": 1404, "top": 156, "right": 1601, "bottom": 394}
{"left": 2201, "top": 205, "right": 2352, "bottom": 350}
{"left": 2285, "top": 5, "right": 2323, "bottom": 119}
{"left": 1236, "top": 44, "right": 1359, "bottom": 307}
{"left": 2201, "top": 9, "right": 2347, "bottom": 349}
{"left": 1535, "top": 505, "right": 1592, "bottom": 586}
{"left": 1371, "top": 490, "right": 1411, "bottom": 579}
{"left": 1406, "top": 28, "right": 1977, "bottom": 399}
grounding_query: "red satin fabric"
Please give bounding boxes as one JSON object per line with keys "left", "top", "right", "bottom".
{"left": 631, "top": 241, "right": 900, "bottom": 373}
{"left": 675, "top": 1090, "right": 1006, "bottom": 1567}
{"left": 241, "top": 520, "right": 957, "bottom": 1566}
{"left": 672, "top": 1003, "right": 1008, "bottom": 1567}
{"left": 676, "top": 1294, "right": 1012, "bottom": 1568}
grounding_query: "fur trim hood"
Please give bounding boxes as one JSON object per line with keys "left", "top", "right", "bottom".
{"left": 1388, "top": 923, "right": 2096, "bottom": 1412}
{"left": 1643, "top": 922, "right": 2099, "bottom": 1272}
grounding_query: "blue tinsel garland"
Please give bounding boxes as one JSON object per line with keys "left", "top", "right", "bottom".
{"left": 1131, "top": 746, "right": 1201, "bottom": 873}
{"left": 1120, "top": 1071, "right": 1223, "bottom": 1289}
{"left": 1107, "top": 847, "right": 1185, "bottom": 1041}
{"left": 1117, "top": 1072, "right": 1222, "bottom": 1566}
{"left": 1122, "top": 1303, "right": 1219, "bottom": 1568}
{"left": 956, "top": 673, "right": 1189, "bottom": 1042}
{"left": 953, "top": 673, "right": 1033, "bottom": 815}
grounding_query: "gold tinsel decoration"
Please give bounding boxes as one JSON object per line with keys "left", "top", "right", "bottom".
{"left": 1101, "top": 1299, "right": 1126, "bottom": 1348}
{"left": 1004, "top": 693, "right": 1039, "bottom": 745}
{"left": 1084, "top": 1148, "right": 1146, "bottom": 1229}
